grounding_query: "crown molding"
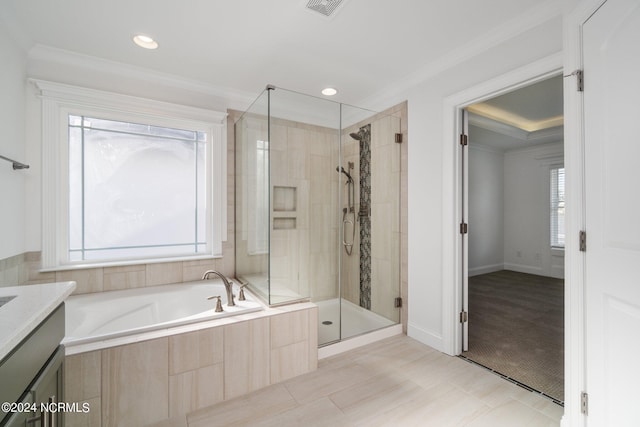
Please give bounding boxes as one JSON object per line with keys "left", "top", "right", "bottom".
{"left": 527, "top": 125, "right": 563, "bottom": 143}
{"left": 469, "top": 113, "right": 529, "bottom": 140}
{"left": 469, "top": 112, "right": 563, "bottom": 143}
{"left": 27, "top": 44, "right": 257, "bottom": 109}
{"left": 357, "top": 0, "right": 562, "bottom": 109}
{"left": 30, "top": 79, "right": 228, "bottom": 125}
{"left": 467, "top": 143, "right": 504, "bottom": 154}
{"left": 504, "top": 140, "right": 563, "bottom": 156}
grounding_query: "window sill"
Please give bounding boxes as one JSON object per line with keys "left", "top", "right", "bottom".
{"left": 39, "top": 253, "right": 222, "bottom": 273}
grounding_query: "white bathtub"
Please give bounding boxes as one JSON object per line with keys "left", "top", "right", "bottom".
{"left": 63, "top": 279, "right": 263, "bottom": 348}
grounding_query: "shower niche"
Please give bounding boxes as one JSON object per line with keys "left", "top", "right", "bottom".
{"left": 235, "top": 86, "right": 402, "bottom": 346}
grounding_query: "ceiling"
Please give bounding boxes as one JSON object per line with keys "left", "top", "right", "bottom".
{"left": 0, "top": 0, "right": 559, "bottom": 107}
{"left": 468, "top": 75, "right": 564, "bottom": 152}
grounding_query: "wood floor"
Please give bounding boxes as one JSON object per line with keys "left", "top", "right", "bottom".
{"left": 464, "top": 270, "right": 564, "bottom": 403}
{"left": 154, "top": 335, "right": 562, "bottom": 427}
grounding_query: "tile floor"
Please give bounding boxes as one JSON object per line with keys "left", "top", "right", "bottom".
{"left": 159, "top": 335, "right": 563, "bottom": 427}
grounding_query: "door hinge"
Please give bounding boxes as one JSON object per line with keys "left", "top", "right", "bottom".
{"left": 581, "top": 391, "right": 589, "bottom": 415}
{"left": 395, "top": 133, "right": 403, "bottom": 144}
{"left": 576, "top": 70, "right": 584, "bottom": 92}
{"left": 579, "top": 231, "right": 587, "bottom": 252}
{"left": 460, "top": 134, "right": 468, "bottom": 146}
{"left": 460, "top": 222, "right": 468, "bottom": 234}
{"left": 564, "top": 69, "right": 583, "bottom": 92}
{"left": 394, "top": 297, "right": 402, "bottom": 308}
{"left": 460, "top": 311, "right": 468, "bottom": 323}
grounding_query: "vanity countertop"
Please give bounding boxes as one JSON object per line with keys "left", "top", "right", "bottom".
{"left": 0, "top": 281, "right": 76, "bottom": 361}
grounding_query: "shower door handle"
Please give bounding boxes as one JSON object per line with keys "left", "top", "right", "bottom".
{"left": 342, "top": 218, "right": 354, "bottom": 247}
{"left": 342, "top": 213, "right": 356, "bottom": 255}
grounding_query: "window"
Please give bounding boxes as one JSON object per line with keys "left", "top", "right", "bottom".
{"left": 550, "top": 167, "right": 565, "bottom": 248}
{"left": 36, "top": 80, "right": 227, "bottom": 269}
{"left": 68, "top": 116, "right": 208, "bottom": 262}
{"left": 251, "top": 139, "right": 269, "bottom": 254}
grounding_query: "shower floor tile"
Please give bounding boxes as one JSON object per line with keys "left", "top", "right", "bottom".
{"left": 184, "top": 335, "right": 562, "bottom": 426}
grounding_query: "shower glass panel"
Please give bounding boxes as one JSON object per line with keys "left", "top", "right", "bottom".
{"left": 235, "top": 86, "right": 401, "bottom": 346}
{"left": 339, "top": 105, "right": 402, "bottom": 341}
{"left": 235, "top": 91, "right": 270, "bottom": 302}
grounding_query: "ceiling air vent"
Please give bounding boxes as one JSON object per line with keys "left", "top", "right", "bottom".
{"left": 305, "top": 0, "right": 346, "bottom": 17}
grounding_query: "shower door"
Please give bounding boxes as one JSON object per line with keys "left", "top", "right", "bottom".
{"left": 337, "top": 107, "right": 402, "bottom": 342}
{"left": 235, "top": 86, "right": 401, "bottom": 346}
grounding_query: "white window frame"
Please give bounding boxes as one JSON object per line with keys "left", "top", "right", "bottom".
{"left": 239, "top": 117, "right": 269, "bottom": 255}
{"left": 33, "top": 80, "right": 227, "bottom": 270}
{"left": 550, "top": 164, "right": 565, "bottom": 249}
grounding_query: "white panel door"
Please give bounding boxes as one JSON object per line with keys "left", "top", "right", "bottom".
{"left": 583, "top": 1, "right": 640, "bottom": 425}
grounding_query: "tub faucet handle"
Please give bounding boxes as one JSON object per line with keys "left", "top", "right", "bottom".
{"left": 238, "top": 284, "right": 249, "bottom": 301}
{"left": 207, "top": 295, "right": 224, "bottom": 312}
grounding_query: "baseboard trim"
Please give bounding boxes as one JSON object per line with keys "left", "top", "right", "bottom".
{"left": 469, "top": 263, "right": 504, "bottom": 277}
{"left": 407, "top": 323, "right": 444, "bottom": 353}
{"left": 503, "top": 263, "right": 544, "bottom": 276}
{"left": 318, "top": 324, "right": 402, "bottom": 359}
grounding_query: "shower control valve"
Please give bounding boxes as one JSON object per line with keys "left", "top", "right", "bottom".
{"left": 359, "top": 202, "right": 370, "bottom": 217}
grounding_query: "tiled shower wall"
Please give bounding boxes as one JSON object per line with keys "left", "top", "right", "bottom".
{"left": 357, "top": 124, "right": 372, "bottom": 310}
{"left": 340, "top": 103, "right": 407, "bottom": 326}
{"left": 270, "top": 118, "right": 339, "bottom": 301}
{"left": 235, "top": 111, "right": 339, "bottom": 302}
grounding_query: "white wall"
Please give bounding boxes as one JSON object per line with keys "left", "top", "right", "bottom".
{"left": 504, "top": 142, "right": 564, "bottom": 278}
{"left": 468, "top": 142, "right": 564, "bottom": 279}
{"left": 468, "top": 145, "right": 504, "bottom": 276}
{"left": 367, "top": 15, "right": 563, "bottom": 352}
{"left": 0, "top": 24, "right": 27, "bottom": 260}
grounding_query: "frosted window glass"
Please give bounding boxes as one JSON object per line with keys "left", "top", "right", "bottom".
{"left": 68, "top": 115, "right": 208, "bottom": 261}
{"left": 252, "top": 140, "right": 269, "bottom": 253}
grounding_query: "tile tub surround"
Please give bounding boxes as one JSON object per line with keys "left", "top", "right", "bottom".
{"left": 0, "top": 281, "right": 76, "bottom": 360}
{"left": 0, "top": 252, "right": 236, "bottom": 295}
{"left": 64, "top": 304, "right": 318, "bottom": 427}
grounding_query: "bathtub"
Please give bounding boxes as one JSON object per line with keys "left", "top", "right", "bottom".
{"left": 63, "top": 279, "right": 263, "bottom": 348}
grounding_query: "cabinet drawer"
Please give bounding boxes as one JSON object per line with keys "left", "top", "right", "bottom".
{"left": 0, "top": 304, "right": 64, "bottom": 423}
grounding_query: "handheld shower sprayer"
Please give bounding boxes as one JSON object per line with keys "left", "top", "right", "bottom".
{"left": 336, "top": 166, "right": 353, "bottom": 183}
{"left": 337, "top": 163, "right": 356, "bottom": 256}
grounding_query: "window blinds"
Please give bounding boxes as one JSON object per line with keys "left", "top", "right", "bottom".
{"left": 550, "top": 167, "right": 565, "bottom": 248}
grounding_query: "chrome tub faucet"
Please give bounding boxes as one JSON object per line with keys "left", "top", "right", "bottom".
{"left": 201, "top": 270, "right": 236, "bottom": 307}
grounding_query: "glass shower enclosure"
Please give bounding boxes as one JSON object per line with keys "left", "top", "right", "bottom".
{"left": 235, "top": 86, "right": 401, "bottom": 346}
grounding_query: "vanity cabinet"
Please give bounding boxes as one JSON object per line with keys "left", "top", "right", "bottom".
{"left": 0, "top": 304, "right": 65, "bottom": 426}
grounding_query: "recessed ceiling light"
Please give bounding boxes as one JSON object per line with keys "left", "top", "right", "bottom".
{"left": 133, "top": 34, "right": 158, "bottom": 50}
{"left": 322, "top": 87, "right": 338, "bottom": 96}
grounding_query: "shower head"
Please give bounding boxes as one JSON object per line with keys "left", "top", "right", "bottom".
{"left": 336, "top": 166, "right": 353, "bottom": 183}
{"left": 349, "top": 132, "right": 362, "bottom": 141}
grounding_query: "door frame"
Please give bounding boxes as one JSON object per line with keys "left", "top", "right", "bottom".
{"left": 442, "top": 52, "right": 563, "bottom": 358}
{"left": 562, "top": 1, "right": 606, "bottom": 426}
